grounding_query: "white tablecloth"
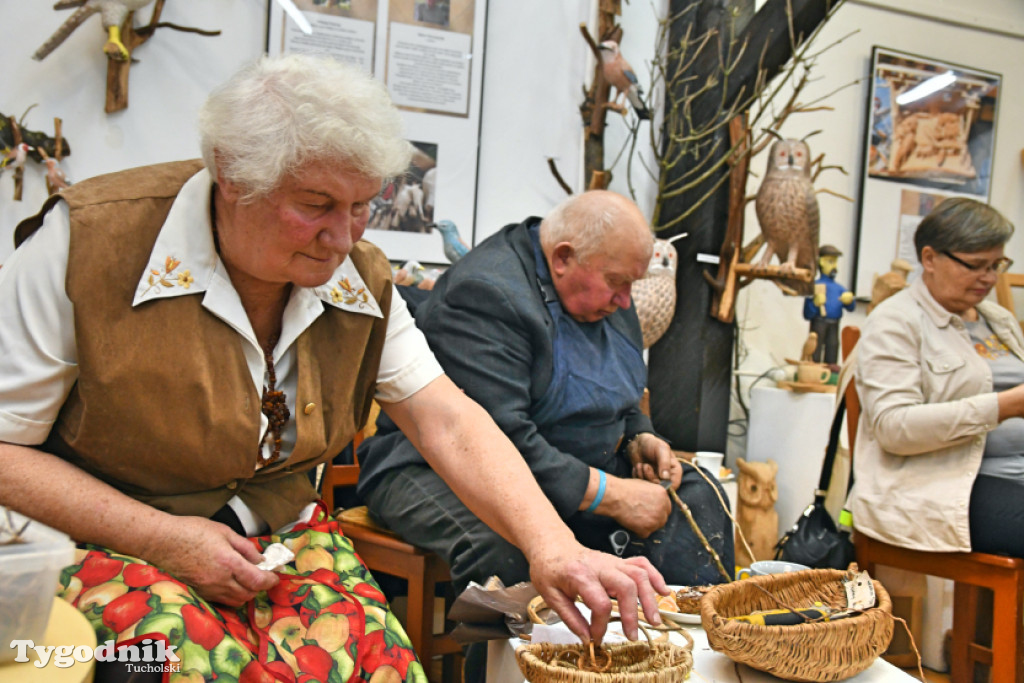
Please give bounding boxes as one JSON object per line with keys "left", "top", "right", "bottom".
{"left": 487, "top": 623, "right": 916, "bottom": 683}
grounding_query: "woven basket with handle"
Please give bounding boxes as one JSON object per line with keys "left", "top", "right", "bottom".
{"left": 515, "top": 636, "right": 693, "bottom": 683}
{"left": 701, "top": 568, "right": 893, "bottom": 681}
{"left": 517, "top": 596, "right": 693, "bottom": 683}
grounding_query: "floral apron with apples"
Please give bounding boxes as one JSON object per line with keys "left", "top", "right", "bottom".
{"left": 56, "top": 505, "right": 426, "bottom": 683}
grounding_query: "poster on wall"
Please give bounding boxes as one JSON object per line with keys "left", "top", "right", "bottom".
{"left": 853, "top": 46, "right": 1001, "bottom": 297}
{"left": 267, "top": 0, "right": 485, "bottom": 265}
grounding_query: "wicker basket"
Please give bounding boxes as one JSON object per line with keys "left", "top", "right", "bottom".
{"left": 515, "top": 634, "right": 693, "bottom": 683}
{"left": 701, "top": 568, "right": 893, "bottom": 682}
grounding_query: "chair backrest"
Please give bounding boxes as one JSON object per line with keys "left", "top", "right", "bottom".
{"left": 840, "top": 326, "right": 861, "bottom": 455}
{"left": 996, "top": 272, "right": 1024, "bottom": 334}
{"left": 322, "top": 431, "right": 363, "bottom": 510}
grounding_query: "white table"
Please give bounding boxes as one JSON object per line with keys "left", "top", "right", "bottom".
{"left": 487, "top": 623, "right": 916, "bottom": 683}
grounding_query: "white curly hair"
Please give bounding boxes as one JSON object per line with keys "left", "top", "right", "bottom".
{"left": 199, "top": 54, "right": 412, "bottom": 201}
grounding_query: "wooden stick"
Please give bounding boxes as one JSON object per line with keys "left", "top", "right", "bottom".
{"left": 589, "top": 170, "right": 611, "bottom": 190}
{"left": 10, "top": 117, "right": 24, "bottom": 201}
{"left": 732, "top": 262, "right": 813, "bottom": 282}
{"left": 106, "top": 0, "right": 167, "bottom": 113}
{"left": 39, "top": 147, "right": 55, "bottom": 195}
{"left": 667, "top": 486, "right": 733, "bottom": 583}
{"left": 54, "top": 118, "right": 64, "bottom": 160}
{"left": 547, "top": 158, "right": 573, "bottom": 195}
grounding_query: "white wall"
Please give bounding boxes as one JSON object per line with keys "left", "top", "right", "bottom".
{"left": 0, "top": 1, "right": 267, "bottom": 260}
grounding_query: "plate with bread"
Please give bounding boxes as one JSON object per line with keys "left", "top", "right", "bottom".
{"left": 655, "top": 585, "right": 713, "bottom": 625}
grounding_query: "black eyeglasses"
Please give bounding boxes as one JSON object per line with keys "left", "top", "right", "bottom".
{"left": 941, "top": 250, "right": 1014, "bottom": 275}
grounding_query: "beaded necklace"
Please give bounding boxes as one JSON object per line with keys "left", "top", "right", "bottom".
{"left": 260, "top": 335, "right": 290, "bottom": 467}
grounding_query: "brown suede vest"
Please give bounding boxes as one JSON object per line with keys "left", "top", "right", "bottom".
{"left": 14, "top": 160, "right": 391, "bottom": 531}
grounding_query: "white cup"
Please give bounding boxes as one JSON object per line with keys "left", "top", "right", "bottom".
{"left": 694, "top": 451, "right": 724, "bottom": 477}
{"left": 736, "top": 560, "right": 810, "bottom": 580}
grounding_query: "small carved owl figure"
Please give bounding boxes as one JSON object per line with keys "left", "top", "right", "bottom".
{"left": 632, "top": 234, "right": 685, "bottom": 348}
{"left": 754, "top": 134, "right": 820, "bottom": 296}
{"left": 735, "top": 457, "right": 779, "bottom": 568}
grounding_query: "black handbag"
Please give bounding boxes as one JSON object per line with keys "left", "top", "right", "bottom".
{"left": 773, "top": 395, "right": 856, "bottom": 569}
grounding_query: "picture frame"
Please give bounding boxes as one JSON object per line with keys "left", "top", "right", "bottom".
{"left": 266, "top": 0, "right": 486, "bottom": 265}
{"left": 852, "top": 46, "right": 1001, "bottom": 296}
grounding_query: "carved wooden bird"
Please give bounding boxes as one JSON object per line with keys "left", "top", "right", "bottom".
{"left": 0, "top": 144, "right": 31, "bottom": 175}
{"left": 800, "top": 332, "right": 818, "bottom": 362}
{"left": 44, "top": 157, "right": 72, "bottom": 191}
{"left": 632, "top": 233, "right": 686, "bottom": 348}
{"left": 34, "top": 0, "right": 157, "bottom": 62}
{"left": 597, "top": 40, "right": 651, "bottom": 120}
{"left": 735, "top": 457, "right": 779, "bottom": 567}
{"left": 754, "top": 133, "right": 820, "bottom": 296}
{"left": 430, "top": 219, "right": 470, "bottom": 264}
{"left": 868, "top": 258, "right": 913, "bottom": 314}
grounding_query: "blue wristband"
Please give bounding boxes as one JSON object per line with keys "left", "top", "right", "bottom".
{"left": 586, "top": 470, "right": 607, "bottom": 513}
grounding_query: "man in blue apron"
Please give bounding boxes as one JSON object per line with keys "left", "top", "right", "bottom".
{"left": 357, "top": 190, "right": 734, "bottom": 594}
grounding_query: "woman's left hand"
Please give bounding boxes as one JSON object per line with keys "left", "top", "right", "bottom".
{"left": 529, "top": 543, "right": 668, "bottom": 643}
{"left": 629, "top": 433, "right": 683, "bottom": 489}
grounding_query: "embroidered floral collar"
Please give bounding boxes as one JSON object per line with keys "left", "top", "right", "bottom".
{"left": 132, "top": 169, "right": 383, "bottom": 318}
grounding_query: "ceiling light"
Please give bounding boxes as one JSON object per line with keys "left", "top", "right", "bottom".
{"left": 896, "top": 71, "right": 956, "bottom": 106}
{"left": 275, "top": 0, "right": 313, "bottom": 35}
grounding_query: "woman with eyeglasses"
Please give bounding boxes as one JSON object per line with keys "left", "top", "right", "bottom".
{"left": 850, "top": 196, "right": 1024, "bottom": 558}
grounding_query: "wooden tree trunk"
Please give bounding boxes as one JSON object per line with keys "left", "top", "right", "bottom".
{"left": 648, "top": 0, "right": 838, "bottom": 449}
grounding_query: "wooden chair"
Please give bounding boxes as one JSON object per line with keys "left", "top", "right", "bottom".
{"left": 322, "top": 433, "right": 462, "bottom": 683}
{"left": 842, "top": 326, "right": 1024, "bottom": 683}
{"left": 995, "top": 272, "right": 1024, "bottom": 334}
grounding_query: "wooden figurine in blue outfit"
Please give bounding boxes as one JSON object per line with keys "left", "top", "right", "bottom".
{"left": 803, "top": 244, "right": 855, "bottom": 365}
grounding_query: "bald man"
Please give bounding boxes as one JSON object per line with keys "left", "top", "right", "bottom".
{"left": 356, "top": 191, "right": 734, "bottom": 594}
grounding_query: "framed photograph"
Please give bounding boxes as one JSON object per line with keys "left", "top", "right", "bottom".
{"left": 267, "top": 0, "right": 486, "bottom": 265}
{"left": 853, "top": 47, "right": 1001, "bottom": 296}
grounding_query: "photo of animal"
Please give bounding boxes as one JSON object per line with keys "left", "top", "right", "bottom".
{"left": 366, "top": 140, "right": 437, "bottom": 234}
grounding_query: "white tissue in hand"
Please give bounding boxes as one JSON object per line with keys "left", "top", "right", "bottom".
{"left": 257, "top": 543, "right": 294, "bottom": 571}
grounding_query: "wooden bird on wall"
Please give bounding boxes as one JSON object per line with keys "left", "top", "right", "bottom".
{"left": 632, "top": 233, "right": 686, "bottom": 348}
{"left": 0, "top": 144, "right": 31, "bottom": 175}
{"left": 754, "top": 131, "right": 820, "bottom": 296}
{"left": 38, "top": 148, "right": 72, "bottom": 192}
{"left": 597, "top": 40, "right": 651, "bottom": 120}
{"left": 34, "top": 0, "right": 157, "bottom": 62}
{"left": 0, "top": 112, "right": 72, "bottom": 165}
{"left": 430, "top": 219, "right": 470, "bottom": 264}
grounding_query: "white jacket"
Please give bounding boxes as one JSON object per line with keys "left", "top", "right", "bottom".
{"left": 850, "top": 277, "right": 1024, "bottom": 552}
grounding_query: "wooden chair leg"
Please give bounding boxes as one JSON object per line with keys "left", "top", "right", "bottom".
{"left": 990, "top": 573, "right": 1024, "bottom": 683}
{"left": 951, "top": 583, "right": 980, "bottom": 683}
{"left": 405, "top": 560, "right": 434, "bottom": 669}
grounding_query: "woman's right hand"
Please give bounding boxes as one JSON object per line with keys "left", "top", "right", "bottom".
{"left": 142, "top": 516, "right": 279, "bottom": 606}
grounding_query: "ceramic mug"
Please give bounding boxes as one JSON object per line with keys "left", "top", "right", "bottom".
{"left": 694, "top": 451, "right": 724, "bottom": 477}
{"left": 736, "top": 560, "right": 810, "bottom": 580}
{"left": 796, "top": 362, "right": 830, "bottom": 385}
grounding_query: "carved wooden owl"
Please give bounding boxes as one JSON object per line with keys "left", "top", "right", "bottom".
{"left": 754, "top": 135, "right": 820, "bottom": 296}
{"left": 632, "top": 234, "right": 684, "bottom": 348}
{"left": 735, "top": 457, "right": 779, "bottom": 567}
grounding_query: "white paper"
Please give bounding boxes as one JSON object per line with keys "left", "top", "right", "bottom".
{"left": 386, "top": 22, "right": 472, "bottom": 115}
{"left": 257, "top": 542, "right": 295, "bottom": 571}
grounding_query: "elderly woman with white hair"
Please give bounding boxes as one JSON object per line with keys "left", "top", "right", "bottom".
{"left": 0, "top": 54, "right": 666, "bottom": 681}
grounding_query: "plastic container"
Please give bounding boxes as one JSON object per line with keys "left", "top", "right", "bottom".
{"left": 0, "top": 510, "right": 76, "bottom": 663}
